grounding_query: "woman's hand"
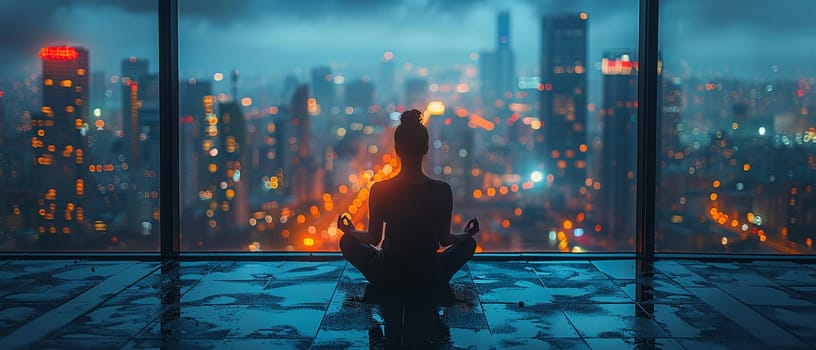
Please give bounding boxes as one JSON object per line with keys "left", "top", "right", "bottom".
{"left": 337, "top": 214, "right": 356, "bottom": 234}
{"left": 464, "top": 217, "right": 480, "bottom": 236}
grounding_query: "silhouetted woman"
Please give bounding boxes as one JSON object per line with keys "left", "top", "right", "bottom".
{"left": 338, "top": 109, "right": 479, "bottom": 289}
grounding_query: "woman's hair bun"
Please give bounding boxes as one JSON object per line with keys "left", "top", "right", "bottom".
{"left": 399, "top": 109, "right": 423, "bottom": 128}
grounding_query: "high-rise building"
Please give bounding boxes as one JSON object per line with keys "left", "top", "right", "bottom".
{"left": 135, "top": 74, "right": 159, "bottom": 169}
{"left": 33, "top": 46, "right": 90, "bottom": 241}
{"left": 90, "top": 71, "right": 107, "bottom": 122}
{"left": 179, "top": 79, "right": 212, "bottom": 210}
{"left": 198, "top": 92, "right": 221, "bottom": 234}
{"left": 481, "top": 10, "right": 516, "bottom": 104}
{"left": 405, "top": 79, "right": 427, "bottom": 110}
{"left": 310, "top": 66, "right": 336, "bottom": 160}
{"left": 121, "top": 58, "right": 149, "bottom": 168}
{"left": 539, "top": 13, "right": 588, "bottom": 189}
{"left": 218, "top": 102, "right": 249, "bottom": 226}
{"left": 282, "top": 74, "right": 299, "bottom": 102}
{"left": 600, "top": 51, "right": 638, "bottom": 239}
{"left": 660, "top": 79, "right": 682, "bottom": 160}
{"left": 244, "top": 109, "right": 284, "bottom": 199}
{"left": 345, "top": 79, "right": 374, "bottom": 110}
{"left": 379, "top": 51, "right": 396, "bottom": 104}
{"left": 291, "top": 85, "right": 323, "bottom": 204}
{"left": 310, "top": 66, "right": 335, "bottom": 115}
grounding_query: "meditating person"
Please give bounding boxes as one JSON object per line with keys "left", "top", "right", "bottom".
{"left": 337, "top": 109, "right": 479, "bottom": 289}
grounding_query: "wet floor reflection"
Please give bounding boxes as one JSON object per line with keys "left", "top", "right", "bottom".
{"left": 635, "top": 259, "right": 656, "bottom": 348}
{"left": 4, "top": 259, "right": 814, "bottom": 348}
{"left": 159, "top": 260, "right": 181, "bottom": 350}
{"left": 636, "top": 258, "right": 656, "bottom": 310}
{"left": 362, "top": 284, "right": 456, "bottom": 349}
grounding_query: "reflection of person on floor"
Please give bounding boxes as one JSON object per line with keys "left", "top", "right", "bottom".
{"left": 338, "top": 109, "right": 479, "bottom": 289}
{"left": 363, "top": 284, "right": 453, "bottom": 348}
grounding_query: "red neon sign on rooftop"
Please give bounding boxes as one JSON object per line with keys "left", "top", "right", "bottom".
{"left": 39, "top": 46, "right": 79, "bottom": 61}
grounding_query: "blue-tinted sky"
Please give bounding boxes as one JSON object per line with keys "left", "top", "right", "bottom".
{"left": 0, "top": 0, "right": 814, "bottom": 82}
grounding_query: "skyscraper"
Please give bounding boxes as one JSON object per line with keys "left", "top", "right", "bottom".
{"left": 179, "top": 79, "right": 212, "bottom": 210}
{"left": 34, "top": 46, "right": 90, "bottom": 241}
{"left": 345, "top": 79, "right": 374, "bottom": 110}
{"left": 481, "top": 10, "right": 516, "bottom": 104}
{"left": 310, "top": 66, "right": 336, "bottom": 160}
{"left": 121, "top": 58, "right": 149, "bottom": 168}
{"left": 89, "top": 71, "right": 107, "bottom": 123}
{"left": 660, "top": 78, "right": 682, "bottom": 160}
{"left": 379, "top": 51, "right": 396, "bottom": 104}
{"left": 600, "top": 51, "right": 638, "bottom": 239}
{"left": 310, "top": 66, "right": 335, "bottom": 115}
{"left": 291, "top": 85, "right": 323, "bottom": 204}
{"left": 539, "top": 13, "right": 588, "bottom": 189}
{"left": 218, "top": 102, "right": 249, "bottom": 226}
{"left": 282, "top": 74, "right": 299, "bottom": 102}
{"left": 405, "top": 78, "right": 427, "bottom": 110}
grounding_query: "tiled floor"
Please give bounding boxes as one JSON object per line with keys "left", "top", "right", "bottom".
{"left": 1, "top": 258, "right": 815, "bottom": 349}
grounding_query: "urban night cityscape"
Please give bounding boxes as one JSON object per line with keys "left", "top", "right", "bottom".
{"left": 0, "top": 0, "right": 814, "bottom": 254}
{"left": 2, "top": 1, "right": 816, "bottom": 349}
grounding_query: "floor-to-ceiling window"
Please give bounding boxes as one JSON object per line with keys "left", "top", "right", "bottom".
{"left": 177, "top": 0, "right": 640, "bottom": 252}
{"left": 656, "top": 0, "right": 816, "bottom": 254}
{"left": 0, "top": 1, "right": 161, "bottom": 252}
{"left": 3, "top": 0, "right": 812, "bottom": 256}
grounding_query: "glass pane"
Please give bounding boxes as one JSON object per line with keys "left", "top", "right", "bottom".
{"left": 0, "top": 2, "right": 160, "bottom": 251}
{"left": 657, "top": 0, "right": 816, "bottom": 253}
{"left": 179, "top": 1, "right": 639, "bottom": 252}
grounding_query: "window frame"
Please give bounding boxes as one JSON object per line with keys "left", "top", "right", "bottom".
{"left": 3, "top": 0, "right": 813, "bottom": 260}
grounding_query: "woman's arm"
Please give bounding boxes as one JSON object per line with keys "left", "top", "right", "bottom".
{"left": 440, "top": 218, "right": 480, "bottom": 246}
{"left": 337, "top": 184, "right": 384, "bottom": 246}
{"left": 437, "top": 184, "right": 480, "bottom": 246}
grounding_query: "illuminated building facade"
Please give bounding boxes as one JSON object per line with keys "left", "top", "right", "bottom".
{"left": 121, "top": 58, "right": 149, "bottom": 168}
{"left": 660, "top": 79, "right": 682, "bottom": 160}
{"left": 33, "top": 46, "right": 90, "bottom": 241}
{"left": 218, "top": 102, "right": 249, "bottom": 226}
{"left": 539, "top": 13, "right": 588, "bottom": 190}
{"left": 198, "top": 92, "right": 221, "bottom": 233}
{"left": 310, "top": 66, "right": 336, "bottom": 161}
{"left": 244, "top": 107, "right": 284, "bottom": 199}
{"left": 291, "top": 85, "right": 323, "bottom": 204}
{"left": 600, "top": 51, "right": 638, "bottom": 239}
{"left": 179, "top": 79, "right": 212, "bottom": 210}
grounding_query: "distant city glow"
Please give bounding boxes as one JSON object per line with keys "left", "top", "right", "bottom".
{"left": 530, "top": 171, "right": 544, "bottom": 183}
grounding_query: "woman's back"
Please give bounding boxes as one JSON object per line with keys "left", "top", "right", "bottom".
{"left": 374, "top": 178, "right": 452, "bottom": 257}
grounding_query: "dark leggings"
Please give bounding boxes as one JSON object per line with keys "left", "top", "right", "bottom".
{"left": 340, "top": 234, "right": 476, "bottom": 288}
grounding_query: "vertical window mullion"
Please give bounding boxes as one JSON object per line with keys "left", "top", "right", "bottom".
{"left": 636, "top": 0, "right": 659, "bottom": 258}
{"left": 159, "top": 0, "right": 180, "bottom": 258}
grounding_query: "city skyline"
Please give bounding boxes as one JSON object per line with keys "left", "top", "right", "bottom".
{"left": 1, "top": 1, "right": 815, "bottom": 82}
{"left": 0, "top": 3, "right": 813, "bottom": 254}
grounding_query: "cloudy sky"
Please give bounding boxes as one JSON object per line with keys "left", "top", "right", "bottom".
{"left": 1, "top": 0, "right": 814, "bottom": 87}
